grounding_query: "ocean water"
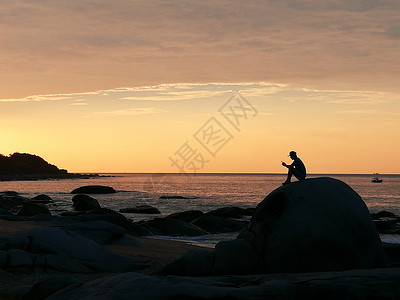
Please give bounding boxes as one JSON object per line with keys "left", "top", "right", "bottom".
{"left": 1, "top": 173, "right": 399, "bottom": 246}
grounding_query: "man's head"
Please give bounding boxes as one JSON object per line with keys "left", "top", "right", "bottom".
{"left": 289, "top": 151, "right": 297, "bottom": 160}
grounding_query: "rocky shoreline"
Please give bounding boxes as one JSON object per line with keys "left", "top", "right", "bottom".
{"left": 1, "top": 179, "right": 400, "bottom": 299}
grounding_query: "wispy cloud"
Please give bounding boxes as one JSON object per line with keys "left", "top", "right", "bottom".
{"left": 90, "top": 107, "right": 166, "bottom": 117}
{"left": 0, "top": 82, "right": 282, "bottom": 103}
{"left": 335, "top": 109, "right": 400, "bottom": 115}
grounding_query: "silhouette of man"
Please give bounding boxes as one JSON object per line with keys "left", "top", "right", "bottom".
{"left": 282, "top": 151, "right": 306, "bottom": 185}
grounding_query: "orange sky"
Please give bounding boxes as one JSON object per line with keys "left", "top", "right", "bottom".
{"left": 1, "top": 1, "right": 400, "bottom": 174}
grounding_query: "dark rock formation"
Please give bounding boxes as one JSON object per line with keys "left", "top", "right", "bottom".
{"left": 71, "top": 185, "right": 116, "bottom": 194}
{"left": 141, "top": 218, "right": 207, "bottom": 236}
{"left": 191, "top": 215, "right": 247, "bottom": 233}
{"left": 167, "top": 210, "right": 204, "bottom": 223}
{"left": 23, "top": 268, "right": 400, "bottom": 300}
{"left": 0, "top": 153, "right": 64, "bottom": 176}
{"left": 120, "top": 205, "right": 161, "bottom": 214}
{"left": 61, "top": 220, "right": 145, "bottom": 247}
{"left": 159, "top": 195, "right": 197, "bottom": 199}
{"left": 159, "top": 177, "right": 387, "bottom": 276}
{"left": 207, "top": 206, "right": 255, "bottom": 219}
{"left": 372, "top": 210, "right": 400, "bottom": 234}
{"left": 0, "top": 227, "right": 148, "bottom": 273}
{"left": 0, "top": 153, "right": 99, "bottom": 181}
{"left": 72, "top": 194, "right": 101, "bottom": 211}
{"left": 14, "top": 202, "right": 51, "bottom": 217}
{"left": 31, "top": 194, "right": 53, "bottom": 204}
{"left": 0, "top": 191, "right": 29, "bottom": 211}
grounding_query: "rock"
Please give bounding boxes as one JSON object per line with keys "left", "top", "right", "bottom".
{"left": 167, "top": 210, "right": 204, "bottom": 223}
{"left": 0, "top": 191, "right": 29, "bottom": 211}
{"left": 207, "top": 206, "right": 254, "bottom": 219}
{"left": 0, "top": 227, "right": 148, "bottom": 273}
{"left": 156, "top": 249, "right": 214, "bottom": 276}
{"left": 31, "top": 194, "right": 53, "bottom": 203}
{"left": 109, "top": 234, "right": 146, "bottom": 247}
{"left": 159, "top": 195, "right": 197, "bottom": 199}
{"left": 238, "top": 177, "right": 386, "bottom": 273}
{"left": 20, "top": 275, "right": 82, "bottom": 300}
{"left": 191, "top": 214, "right": 247, "bottom": 233}
{"left": 120, "top": 205, "right": 160, "bottom": 214}
{"left": 62, "top": 220, "right": 127, "bottom": 245}
{"left": 77, "top": 208, "right": 134, "bottom": 230}
{"left": 72, "top": 194, "right": 101, "bottom": 211}
{"left": 211, "top": 239, "right": 261, "bottom": 275}
{"left": 142, "top": 218, "right": 207, "bottom": 236}
{"left": 371, "top": 210, "right": 398, "bottom": 220}
{"left": 14, "top": 202, "right": 51, "bottom": 217}
{"left": 41, "top": 268, "right": 400, "bottom": 300}
{"left": 160, "top": 177, "right": 386, "bottom": 277}
{"left": 0, "top": 208, "right": 21, "bottom": 219}
{"left": 383, "top": 243, "right": 400, "bottom": 268}
{"left": 71, "top": 185, "right": 116, "bottom": 194}
{"left": 157, "top": 239, "right": 260, "bottom": 276}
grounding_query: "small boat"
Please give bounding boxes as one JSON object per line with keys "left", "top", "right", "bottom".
{"left": 371, "top": 177, "right": 383, "bottom": 183}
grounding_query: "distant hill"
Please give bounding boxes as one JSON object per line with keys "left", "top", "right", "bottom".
{"left": 0, "top": 152, "right": 97, "bottom": 181}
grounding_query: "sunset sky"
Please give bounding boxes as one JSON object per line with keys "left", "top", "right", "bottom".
{"left": 1, "top": 0, "right": 399, "bottom": 174}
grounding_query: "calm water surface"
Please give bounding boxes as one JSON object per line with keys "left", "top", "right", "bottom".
{"left": 1, "top": 173, "right": 399, "bottom": 219}
{"left": 1, "top": 173, "right": 399, "bottom": 246}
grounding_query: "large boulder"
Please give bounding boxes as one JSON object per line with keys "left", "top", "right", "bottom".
{"left": 31, "top": 194, "right": 53, "bottom": 204}
{"left": 14, "top": 202, "right": 51, "bottom": 217}
{"left": 167, "top": 210, "right": 204, "bottom": 223}
{"left": 0, "top": 227, "right": 148, "bottom": 273}
{"left": 191, "top": 215, "right": 247, "bottom": 233}
{"left": 0, "top": 191, "right": 28, "bottom": 211}
{"left": 120, "top": 205, "right": 160, "bottom": 214}
{"left": 160, "top": 177, "right": 387, "bottom": 276}
{"left": 142, "top": 218, "right": 208, "bottom": 236}
{"left": 72, "top": 194, "right": 101, "bottom": 211}
{"left": 28, "top": 268, "right": 400, "bottom": 300}
{"left": 71, "top": 185, "right": 116, "bottom": 194}
{"left": 207, "top": 207, "right": 255, "bottom": 219}
{"left": 238, "top": 177, "right": 386, "bottom": 273}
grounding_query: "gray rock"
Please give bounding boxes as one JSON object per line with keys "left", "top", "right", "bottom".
{"left": 167, "top": 210, "right": 204, "bottom": 223}
{"left": 207, "top": 206, "right": 254, "bottom": 218}
{"left": 77, "top": 208, "right": 132, "bottom": 230}
{"left": 238, "top": 177, "right": 386, "bottom": 273}
{"left": 62, "top": 220, "right": 127, "bottom": 244}
{"left": 21, "top": 275, "right": 82, "bottom": 300}
{"left": 15, "top": 202, "right": 51, "bottom": 217}
{"left": 211, "top": 239, "right": 261, "bottom": 275}
{"left": 191, "top": 214, "right": 246, "bottom": 233}
{"left": 155, "top": 249, "right": 214, "bottom": 276}
{"left": 44, "top": 268, "right": 400, "bottom": 300}
{"left": 142, "top": 218, "right": 207, "bottom": 236}
{"left": 7, "top": 249, "right": 33, "bottom": 267}
{"left": 120, "top": 205, "right": 160, "bottom": 214}
{"left": 31, "top": 194, "right": 53, "bottom": 203}
{"left": 109, "top": 234, "right": 146, "bottom": 247}
{"left": 0, "top": 191, "right": 29, "bottom": 211}
{"left": 0, "top": 227, "right": 148, "bottom": 273}
{"left": 160, "top": 177, "right": 387, "bottom": 277}
{"left": 72, "top": 194, "right": 101, "bottom": 211}
{"left": 71, "top": 185, "right": 116, "bottom": 194}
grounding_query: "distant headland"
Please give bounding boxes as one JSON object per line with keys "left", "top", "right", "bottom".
{"left": 0, "top": 152, "right": 98, "bottom": 181}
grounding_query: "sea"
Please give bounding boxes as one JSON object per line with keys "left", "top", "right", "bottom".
{"left": 1, "top": 173, "right": 399, "bottom": 246}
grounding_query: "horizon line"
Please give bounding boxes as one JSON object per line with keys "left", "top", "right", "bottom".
{"left": 77, "top": 172, "right": 400, "bottom": 176}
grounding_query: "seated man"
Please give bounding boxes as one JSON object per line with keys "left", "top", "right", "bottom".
{"left": 282, "top": 151, "right": 306, "bottom": 185}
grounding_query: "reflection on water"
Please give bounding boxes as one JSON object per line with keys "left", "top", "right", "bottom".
{"left": 1, "top": 173, "right": 399, "bottom": 220}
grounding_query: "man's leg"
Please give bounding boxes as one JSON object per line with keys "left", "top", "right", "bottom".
{"left": 283, "top": 166, "right": 294, "bottom": 184}
{"left": 293, "top": 169, "right": 305, "bottom": 181}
